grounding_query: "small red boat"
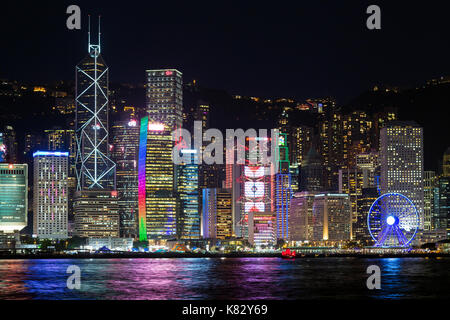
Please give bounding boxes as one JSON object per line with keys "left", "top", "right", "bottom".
{"left": 281, "top": 249, "right": 296, "bottom": 259}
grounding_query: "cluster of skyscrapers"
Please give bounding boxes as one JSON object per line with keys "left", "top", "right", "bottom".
{"left": 0, "top": 24, "right": 449, "bottom": 250}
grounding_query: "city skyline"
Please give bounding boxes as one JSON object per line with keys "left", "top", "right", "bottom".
{"left": 0, "top": 2, "right": 449, "bottom": 305}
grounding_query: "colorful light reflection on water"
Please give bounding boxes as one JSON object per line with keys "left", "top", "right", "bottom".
{"left": 0, "top": 258, "right": 448, "bottom": 300}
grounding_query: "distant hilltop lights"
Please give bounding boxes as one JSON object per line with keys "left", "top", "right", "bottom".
{"left": 33, "top": 151, "right": 69, "bottom": 158}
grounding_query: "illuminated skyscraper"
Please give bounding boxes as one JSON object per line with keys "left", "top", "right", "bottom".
{"left": 290, "top": 191, "right": 316, "bottom": 241}
{"left": 342, "top": 111, "right": 373, "bottom": 168}
{"left": 291, "top": 125, "right": 313, "bottom": 166}
{"left": 380, "top": 121, "right": 424, "bottom": 229}
{"left": 0, "top": 163, "right": 27, "bottom": 233}
{"left": 423, "top": 171, "right": 436, "bottom": 231}
{"left": 45, "top": 128, "right": 76, "bottom": 176}
{"left": 275, "top": 133, "right": 293, "bottom": 241}
{"left": 319, "top": 111, "right": 343, "bottom": 191}
{"left": 176, "top": 149, "right": 200, "bottom": 239}
{"left": 444, "top": 147, "right": 450, "bottom": 177}
{"left": 372, "top": 109, "right": 397, "bottom": 150}
{"left": 138, "top": 117, "right": 177, "bottom": 242}
{"left": 146, "top": 69, "right": 183, "bottom": 131}
{"left": 24, "top": 133, "right": 45, "bottom": 159}
{"left": 339, "top": 151, "right": 379, "bottom": 240}
{"left": 437, "top": 177, "right": 449, "bottom": 238}
{"left": 75, "top": 18, "right": 115, "bottom": 190}
{"left": 312, "top": 193, "right": 351, "bottom": 241}
{"left": 0, "top": 126, "right": 18, "bottom": 164}
{"left": 73, "top": 190, "right": 119, "bottom": 238}
{"left": 354, "top": 187, "right": 378, "bottom": 243}
{"left": 300, "top": 145, "right": 323, "bottom": 192}
{"left": 440, "top": 148, "right": 450, "bottom": 237}
{"left": 33, "top": 151, "right": 68, "bottom": 239}
{"left": 111, "top": 118, "right": 139, "bottom": 238}
{"left": 355, "top": 152, "right": 379, "bottom": 189}
{"left": 338, "top": 167, "right": 363, "bottom": 239}
{"left": 0, "top": 133, "right": 6, "bottom": 163}
{"left": 231, "top": 138, "right": 275, "bottom": 240}
{"left": 45, "top": 128, "right": 77, "bottom": 220}
{"left": 248, "top": 211, "right": 277, "bottom": 247}
{"left": 202, "top": 188, "right": 233, "bottom": 240}
{"left": 194, "top": 102, "right": 210, "bottom": 132}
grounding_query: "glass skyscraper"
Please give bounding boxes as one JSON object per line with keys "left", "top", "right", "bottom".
{"left": 202, "top": 188, "right": 233, "bottom": 240}
{"left": 176, "top": 149, "right": 200, "bottom": 240}
{"left": 0, "top": 163, "right": 27, "bottom": 232}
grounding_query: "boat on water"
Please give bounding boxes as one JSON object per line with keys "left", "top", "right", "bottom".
{"left": 281, "top": 249, "right": 297, "bottom": 259}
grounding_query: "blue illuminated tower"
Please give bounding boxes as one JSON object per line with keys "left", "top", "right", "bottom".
{"left": 75, "top": 16, "right": 115, "bottom": 190}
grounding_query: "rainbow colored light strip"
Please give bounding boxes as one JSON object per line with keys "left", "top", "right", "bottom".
{"left": 138, "top": 116, "right": 148, "bottom": 241}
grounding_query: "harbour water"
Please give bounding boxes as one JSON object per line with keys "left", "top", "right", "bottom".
{"left": 0, "top": 257, "right": 448, "bottom": 300}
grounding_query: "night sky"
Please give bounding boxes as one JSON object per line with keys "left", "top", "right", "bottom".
{"left": 1, "top": 1, "right": 450, "bottom": 103}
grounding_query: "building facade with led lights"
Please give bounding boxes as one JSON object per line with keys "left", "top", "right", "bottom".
{"left": 248, "top": 211, "right": 277, "bottom": 247}
{"left": 111, "top": 118, "right": 139, "bottom": 238}
{"left": 33, "top": 151, "right": 69, "bottom": 239}
{"left": 176, "top": 149, "right": 200, "bottom": 239}
{"left": 300, "top": 145, "right": 323, "bottom": 192}
{"left": 229, "top": 137, "right": 276, "bottom": 241}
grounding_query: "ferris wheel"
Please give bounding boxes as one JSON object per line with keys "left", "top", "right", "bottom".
{"left": 367, "top": 193, "right": 420, "bottom": 247}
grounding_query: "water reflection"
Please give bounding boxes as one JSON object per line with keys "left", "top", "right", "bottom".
{"left": 0, "top": 258, "right": 447, "bottom": 300}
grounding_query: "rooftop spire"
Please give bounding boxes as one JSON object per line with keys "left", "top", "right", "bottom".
{"left": 88, "top": 15, "right": 101, "bottom": 57}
